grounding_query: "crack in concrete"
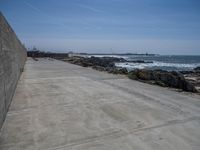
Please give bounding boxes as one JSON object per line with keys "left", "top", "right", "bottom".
{"left": 51, "top": 116, "right": 200, "bottom": 150}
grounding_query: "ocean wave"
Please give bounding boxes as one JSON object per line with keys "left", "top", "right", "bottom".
{"left": 89, "top": 55, "right": 129, "bottom": 59}
{"left": 115, "top": 61, "right": 200, "bottom": 71}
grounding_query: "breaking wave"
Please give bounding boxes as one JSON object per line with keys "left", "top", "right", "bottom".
{"left": 115, "top": 61, "right": 200, "bottom": 71}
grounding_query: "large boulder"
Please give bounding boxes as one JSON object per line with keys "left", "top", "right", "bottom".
{"left": 128, "top": 69, "right": 197, "bottom": 92}
{"left": 128, "top": 69, "right": 154, "bottom": 80}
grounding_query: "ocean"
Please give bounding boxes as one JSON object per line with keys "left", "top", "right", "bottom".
{"left": 91, "top": 55, "right": 200, "bottom": 71}
{"left": 114, "top": 55, "right": 200, "bottom": 71}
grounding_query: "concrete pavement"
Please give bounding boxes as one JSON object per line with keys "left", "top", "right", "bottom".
{"left": 1, "top": 58, "right": 200, "bottom": 150}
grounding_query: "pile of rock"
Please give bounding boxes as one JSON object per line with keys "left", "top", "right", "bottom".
{"left": 61, "top": 56, "right": 199, "bottom": 93}
{"left": 65, "top": 56, "right": 152, "bottom": 68}
{"left": 128, "top": 69, "right": 197, "bottom": 92}
{"left": 64, "top": 56, "right": 147, "bottom": 75}
{"left": 63, "top": 56, "right": 128, "bottom": 74}
{"left": 64, "top": 56, "right": 118, "bottom": 67}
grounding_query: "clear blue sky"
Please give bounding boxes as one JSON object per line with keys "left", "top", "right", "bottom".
{"left": 1, "top": 0, "right": 200, "bottom": 54}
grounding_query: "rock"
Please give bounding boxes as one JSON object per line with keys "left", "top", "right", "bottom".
{"left": 105, "top": 67, "right": 128, "bottom": 75}
{"left": 64, "top": 56, "right": 153, "bottom": 69}
{"left": 64, "top": 56, "right": 131, "bottom": 75}
{"left": 129, "top": 60, "right": 153, "bottom": 63}
{"left": 128, "top": 69, "right": 197, "bottom": 92}
{"left": 194, "top": 66, "right": 200, "bottom": 71}
{"left": 128, "top": 69, "right": 155, "bottom": 80}
{"left": 92, "top": 66, "right": 105, "bottom": 71}
{"left": 117, "top": 68, "right": 128, "bottom": 74}
{"left": 108, "top": 68, "right": 119, "bottom": 74}
{"left": 154, "top": 80, "right": 167, "bottom": 87}
{"left": 180, "top": 71, "right": 194, "bottom": 74}
{"left": 128, "top": 72, "right": 138, "bottom": 80}
{"left": 184, "top": 72, "right": 200, "bottom": 91}
{"left": 194, "top": 66, "right": 200, "bottom": 74}
{"left": 62, "top": 56, "right": 198, "bottom": 93}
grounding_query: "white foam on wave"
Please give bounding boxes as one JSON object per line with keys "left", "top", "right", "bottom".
{"left": 89, "top": 55, "right": 129, "bottom": 59}
{"left": 115, "top": 61, "right": 200, "bottom": 71}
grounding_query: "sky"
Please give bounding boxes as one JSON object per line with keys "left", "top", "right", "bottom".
{"left": 0, "top": 0, "right": 200, "bottom": 55}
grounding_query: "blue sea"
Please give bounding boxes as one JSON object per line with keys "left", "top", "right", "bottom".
{"left": 114, "top": 55, "right": 200, "bottom": 71}
{"left": 90, "top": 55, "right": 200, "bottom": 71}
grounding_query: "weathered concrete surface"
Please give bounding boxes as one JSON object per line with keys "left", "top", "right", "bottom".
{"left": 1, "top": 58, "right": 200, "bottom": 150}
{"left": 0, "top": 12, "right": 26, "bottom": 129}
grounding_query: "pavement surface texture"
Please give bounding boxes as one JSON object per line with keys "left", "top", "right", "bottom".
{"left": 1, "top": 58, "right": 200, "bottom": 150}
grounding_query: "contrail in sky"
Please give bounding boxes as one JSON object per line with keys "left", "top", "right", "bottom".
{"left": 23, "top": 1, "right": 42, "bottom": 13}
{"left": 78, "top": 4, "right": 103, "bottom": 13}
{"left": 23, "top": 0, "right": 66, "bottom": 27}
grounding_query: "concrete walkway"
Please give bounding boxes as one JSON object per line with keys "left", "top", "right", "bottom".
{"left": 1, "top": 58, "right": 200, "bottom": 150}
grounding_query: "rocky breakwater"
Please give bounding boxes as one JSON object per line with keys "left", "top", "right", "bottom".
{"left": 128, "top": 69, "right": 198, "bottom": 93}
{"left": 61, "top": 56, "right": 199, "bottom": 93}
{"left": 63, "top": 56, "right": 151, "bottom": 74}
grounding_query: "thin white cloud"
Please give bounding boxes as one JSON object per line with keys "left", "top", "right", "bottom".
{"left": 23, "top": 0, "right": 67, "bottom": 27}
{"left": 23, "top": 1, "right": 42, "bottom": 13}
{"left": 77, "top": 4, "right": 103, "bottom": 13}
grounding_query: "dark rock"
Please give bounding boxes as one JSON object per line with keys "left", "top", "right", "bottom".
{"left": 194, "top": 66, "right": 200, "bottom": 74}
{"left": 65, "top": 56, "right": 153, "bottom": 69}
{"left": 128, "top": 69, "right": 197, "bottom": 92}
{"left": 108, "top": 68, "right": 119, "bottom": 74}
{"left": 128, "top": 60, "right": 153, "bottom": 63}
{"left": 128, "top": 72, "right": 138, "bottom": 80}
{"left": 180, "top": 71, "right": 194, "bottom": 74}
{"left": 117, "top": 68, "right": 128, "bottom": 74}
{"left": 194, "top": 66, "right": 200, "bottom": 71}
{"left": 62, "top": 56, "right": 198, "bottom": 93}
{"left": 154, "top": 80, "right": 167, "bottom": 87}
{"left": 184, "top": 72, "right": 200, "bottom": 91}
{"left": 92, "top": 66, "right": 106, "bottom": 71}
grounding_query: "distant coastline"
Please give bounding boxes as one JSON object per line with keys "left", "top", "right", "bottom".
{"left": 84, "top": 53, "right": 158, "bottom": 56}
{"left": 27, "top": 49, "right": 157, "bottom": 57}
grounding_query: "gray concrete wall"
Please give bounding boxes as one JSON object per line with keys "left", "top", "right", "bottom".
{"left": 0, "top": 12, "right": 26, "bottom": 129}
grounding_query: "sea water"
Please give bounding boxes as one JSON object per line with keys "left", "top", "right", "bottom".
{"left": 115, "top": 55, "right": 200, "bottom": 71}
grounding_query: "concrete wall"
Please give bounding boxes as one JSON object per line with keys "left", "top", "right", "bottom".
{"left": 0, "top": 12, "right": 27, "bottom": 129}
